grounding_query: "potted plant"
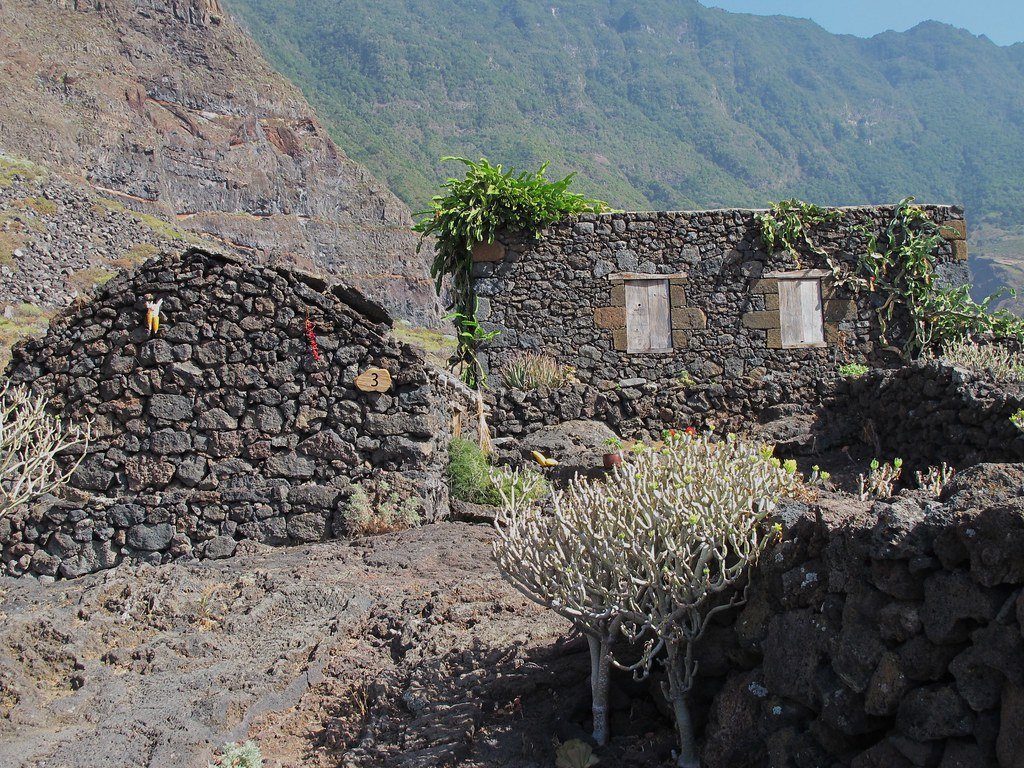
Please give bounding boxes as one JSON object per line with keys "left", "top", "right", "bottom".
{"left": 602, "top": 437, "right": 624, "bottom": 470}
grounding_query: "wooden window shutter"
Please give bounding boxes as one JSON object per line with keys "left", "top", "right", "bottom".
{"left": 625, "top": 279, "right": 672, "bottom": 353}
{"left": 779, "top": 279, "right": 825, "bottom": 347}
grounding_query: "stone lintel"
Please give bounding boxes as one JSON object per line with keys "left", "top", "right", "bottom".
{"left": 742, "top": 311, "right": 780, "bottom": 330}
{"left": 610, "top": 272, "right": 687, "bottom": 282}
{"left": 765, "top": 270, "right": 835, "bottom": 282}
{"left": 764, "top": 269, "right": 832, "bottom": 280}
{"left": 939, "top": 220, "right": 967, "bottom": 240}
{"left": 749, "top": 278, "right": 779, "bottom": 295}
{"left": 594, "top": 306, "right": 626, "bottom": 329}
{"left": 672, "top": 307, "right": 707, "bottom": 330}
{"left": 472, "top": 242, "right": 506, "bottom": 263}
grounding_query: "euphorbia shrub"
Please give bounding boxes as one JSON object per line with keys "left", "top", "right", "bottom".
{"left": 493, "top": 431, "right": 801, "bottom": 766}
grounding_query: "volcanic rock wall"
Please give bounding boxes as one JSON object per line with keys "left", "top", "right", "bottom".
{"left": 698, "top": 464, "right": 1024, "bottom": 768}
{"left": 479, "top": 205, "right": 968, "bottom": 437}
{"left": 829, "top": 360, "right": 1024, "bottom": 472}
{"left": 1, "top": 248, "right": 451, "bottom": 578}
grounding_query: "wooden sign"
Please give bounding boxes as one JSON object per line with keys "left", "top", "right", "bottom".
{"left": 354, "top": 367, "right": 392, "bottom": 393}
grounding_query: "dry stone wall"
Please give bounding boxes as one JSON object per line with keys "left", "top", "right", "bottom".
{"left": 1, "top": 248, "right": 451, "bottom": 578}
{"left": 828, "top": 361, "right": 1024, "bottom": 473}
{"left": 698, "top": 464, "right": 1024, "bottom": 768}
{"left": 478, "top": 205, "right": 967, "bottom": 437}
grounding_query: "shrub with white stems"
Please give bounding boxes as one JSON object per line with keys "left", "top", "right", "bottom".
{"left": 1, "top": 381, "right": 90, "bottom": 518}
{"left": 493, "top": 432, "right": 801, "bottom": 766}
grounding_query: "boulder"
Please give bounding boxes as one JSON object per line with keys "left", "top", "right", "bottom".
{"left": 519, "top": 419, "right": 620, "bottom": 478}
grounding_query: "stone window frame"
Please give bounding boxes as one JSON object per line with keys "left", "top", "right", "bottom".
{"left": 743, "top": 269, "right": 857, "bottom": 350}
{"left": 594, "top": 272, "right": 707, "bottom": 354}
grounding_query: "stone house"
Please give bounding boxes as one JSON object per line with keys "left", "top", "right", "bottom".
{"left": 2, "top": 248, "right": 460, "bottom": 578}
{"left": 475, "top": 205, "right": 969, "bottom": 437}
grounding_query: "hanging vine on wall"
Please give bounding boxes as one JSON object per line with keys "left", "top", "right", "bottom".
{"left": 413, "top": 157, "right": 609, "bottom": 387}
{"left": 858, "top": 198, "right": 1024, "bottom": 355}
{"left": 756, "top": 196, "right": 1024, "bottom": 359}
{"left": 755, "top": 198, "right": 840, "bottom": 268}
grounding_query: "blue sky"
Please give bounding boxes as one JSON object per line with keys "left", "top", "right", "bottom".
{"left": 699, "top": 1, "right": 1024, "bottom": 46}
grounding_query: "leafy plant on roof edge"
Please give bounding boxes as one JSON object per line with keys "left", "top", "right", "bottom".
{"left": 413, "top": 157, "right": 609, "bottom": 387}
{"left": 755, "top": 198, "right": 840, "bottom": 268}
{"left": 757, "top": 196, "right": 1024, "bottom": 359}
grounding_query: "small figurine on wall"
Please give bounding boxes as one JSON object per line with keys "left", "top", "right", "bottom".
{"left": 144, "top": 294, "right": 163, "bottom": 336}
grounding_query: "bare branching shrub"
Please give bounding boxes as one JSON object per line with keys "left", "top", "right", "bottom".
{"left": 502, "top": 351, "right": 574, "bottom": 391}
{"left": 937, "top": 338, "right": 1024, "bottom": 382}
{"left": 493, "top": 432, "right": 801, "bottom": 765}
{"left": 1, "top": 382, "right": 89, "bottom": 517}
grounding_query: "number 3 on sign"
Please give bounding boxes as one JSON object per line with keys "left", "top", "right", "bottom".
{"left": 354, "top": 367, "right": 392, "bottom": 393}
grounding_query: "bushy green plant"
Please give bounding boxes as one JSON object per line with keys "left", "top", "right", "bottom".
{"left": 937, "top": 338, "right": 1024, "bottom": 383}
{"left": 493, "top": 431, "right": 802, "bottom": 763}
{"left": 448, "top": 437, "right": 501, "bottom": 504}
{"left": 413, "top": 157, "right": 608, "bottom": 386}
{"left": 448, "top": 438, "right": 548, "bottom": 505}
{"left": 838, "top": 363, "right": 869, "bottom": 377}
{"left": 208, "top": 741, "right": 262, "bottom": 768}
{"left": 857, "top": 199, "right": 1024, "bottom": 356}
{"left": 1012, "top": 409, "right": 1024, "bottom": 430}
{"left": 502, "top": 351, "right": 571, "bottom": 391}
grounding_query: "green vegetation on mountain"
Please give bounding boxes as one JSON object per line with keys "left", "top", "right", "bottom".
{"left": 223, "top": 0, "right": 1024, "bottom": 220}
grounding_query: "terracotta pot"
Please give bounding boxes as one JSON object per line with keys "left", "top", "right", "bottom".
{"left": 603, "top": 452, "right": 623, "bottom": 470}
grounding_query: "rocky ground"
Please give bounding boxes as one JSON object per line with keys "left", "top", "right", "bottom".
{"left": 0, "top": 522, "right": 679, "bottom": 768}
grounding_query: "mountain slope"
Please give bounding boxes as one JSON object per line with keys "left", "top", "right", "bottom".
{"left": 221, "top": 0, "right": 1024, "bottom": 283}
{"left": 0, "top": 0, "right": 438, "bottom": 323}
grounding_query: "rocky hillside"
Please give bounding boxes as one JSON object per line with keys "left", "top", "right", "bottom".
{"left": 0, "top": 0, "right": 438, "bottom": 325}
{"left": 0, "top": 156, "right": 221, "bottom": 367}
